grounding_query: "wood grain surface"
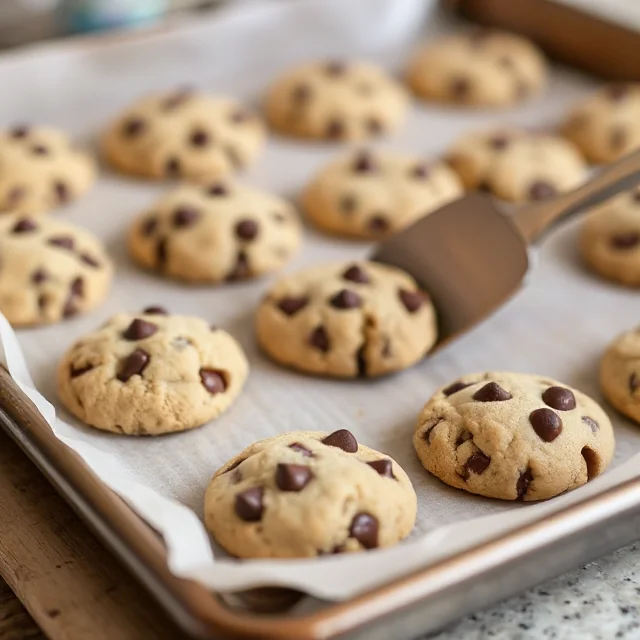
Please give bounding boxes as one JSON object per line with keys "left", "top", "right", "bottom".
{"left": 0, "top": 429, "right": 183, "bottom": 640}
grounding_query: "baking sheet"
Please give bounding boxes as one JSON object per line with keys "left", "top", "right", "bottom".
{"left": 3, "top": 0, "right": 640, "bottom": 602}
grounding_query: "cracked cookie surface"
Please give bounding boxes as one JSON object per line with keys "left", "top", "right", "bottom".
{"left": 0, "top": 213, "right": 112, "bottom": 326}
{"left": 204, "top": 429, "right": 417, "bottom": 558}
{"left": 255, "top": 261, "right": 437, "bottom": 378}
{"left": 57, "top": 309, "right": 248, "bottom": 435}
{"left": 413, "top": 372, "right": 614, "bottom": 501}
{"left": 128, "top": 181, "right": 301, "bottom": 283}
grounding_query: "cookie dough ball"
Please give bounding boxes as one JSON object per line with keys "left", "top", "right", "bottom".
{"left": 302, "top": 149, "right": 463, "bottom": 239}
{"left": 0, "top": 213, "right": 112, "bottom": 326}
{"left": 204, "top": 429, "right": 417, "bottom": 558}
{"left": 256, "top": 261, "right": 437, "bottom": 378}
{"left": 414, "top": 372, "right": 614, "bottom": 501}
{"left": 581, "top": 188, "right": 640, "bottom": 286}
{"left": 102, "top": 88, "right": 266, "bottom": 182}
{"left": 447, "top": 130, "right": 586, "bottom": 202}
{"left": 264, "top": 60, "right": 408, "bottom": 141}
{"left": 129, "top": 181, "right": 301, "bottom": 283}
{"left": 0, "top": 125, "right": 95, "bottom": 214}
{"left": 601, "top": 327, "right": 640, "bottom": 423}
{"left": 57, "top": 309, "right": 248, "bottom": 435}
{"left": 406, "top": 30, "right": 546, "bottom": 107}
{"left": 561, "top": 83, "right": 640, "bottom": 164}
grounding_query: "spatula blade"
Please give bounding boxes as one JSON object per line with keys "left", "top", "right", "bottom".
{"left": 371, "top": 193, "right": 529, "bottom": 349}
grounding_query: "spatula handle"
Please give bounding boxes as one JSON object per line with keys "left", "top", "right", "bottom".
{"left": 512, "top": 149, "right": 640, "bottom": 243}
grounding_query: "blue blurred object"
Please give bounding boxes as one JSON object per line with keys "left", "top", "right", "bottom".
{"left": 59, "top": 0, "right": 169, "bottom": 34}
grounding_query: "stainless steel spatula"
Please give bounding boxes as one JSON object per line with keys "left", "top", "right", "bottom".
{"left": 373, "top": 150, "right": 640, "bottom": 351}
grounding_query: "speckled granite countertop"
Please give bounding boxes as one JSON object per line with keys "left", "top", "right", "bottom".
{"left": 428, "top": 543, "right": 640, "bottom": 639}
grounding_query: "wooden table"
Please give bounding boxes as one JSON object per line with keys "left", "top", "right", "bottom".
{"left": 0, "top": 429, "right": 182, "bottom": 640}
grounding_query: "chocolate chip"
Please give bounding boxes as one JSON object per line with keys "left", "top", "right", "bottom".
{"left": 464, "top": 450, "right": 491, "bottom": 477}
{"left": 70, "top": 363, "right": 94, "bottom": 378}
{"left": 610, "top": 126, "right": 627, "bottom": 151}
{"left": 122, "top": 118, "right": 145, "bottom": 137}
{"left": 322, "top": 429, "right": 358, "bottom": 453}
{"left": 630, "top": 372, "right": 639, "bottom": 393}
{"left": 489, "top": 135, "right": 510, "bottom": 150}
{"left": 31, "top": 144, "right": 49, "bottom": 156}
{"left": 48, "top": 236, "right": 75, "bottom": 250}
{"left": 349, "top": 513, "right": 378, "bottom": 549}
{"left": 10, "top": 125, "right": 29, "bottom": 138}
{"left": 326, "top": 119, "right": 344, "bottom": 139}
{"left": 289, "top": 442, "right": 314, "bottom": 457}
{"left": 381, "top": 336, "right": 392, "bottom": 358}
{"left": 455, "top": 430, "right": 472, "bottom": 447}
{"left": 79, "top": 253, "right": 100, "bottom": 269}
{"left": 12, "top": 218, "right": 37, "bottom": 233}
{"left": 31, "top": 268, "right": 48, "bottom": 284}
{"left": 607, "top": 83, "right": 630, "bottom": 101}
{"left": 190, "top": 129, "right": 209, "bottom": 147}
{"left": 117, "top": 349, "right": 150, "bottom": 382}
{"left": 277, "top": 296, "right": 308, "bottom": 316}
{"left": 330, "top": 289, "right": 362, "bottom": 309}
{"left": 54, "top": 181, "right": 69, "bottom": 203}
{"left": 38, "top": 294, "right": 48, "bottom": 312}
{"left": 423, "top": 417, "right": 442, "bottom": 444}
{"left": 366, "top": 118, "right": 384, "bottom": 135}
{"left": 398, "top": 288, "right": 427, "bottom": 313}
{"left": 357, "top": 345, "right": 367, "bottom": 377}
{"left": 516, "top": 468, "right": 533, "bottom": 500}
{"left": 156, "top": 238, "right": 167, "bottom": 267}
{"left": 62, "top": 281, "right": 82, "bottom": 318}
{"left": 529, "top": 408, "right": 562, "bottom": 442}
{"left": 70, "top": 277, "right": 84, "bottom": 298}
{"left": 472, "top": 382, "right": 512, "bottom": 402}
{"left": 309, "top": 326, "right": 330, "bottom": 352}
{"left": 275, "top": 463, "right": 312, "bottom": 491}
{"left": 611, "top": 233, "right": 640, "bottom": 249}
{"left": 292, "top": 84, "right": 311, "bottom": 104}
{"left": 340, "top": 194, "right": 356, "bottom": 214}
{"left": 199, "top": 369, "right": 227, "bottom": 395}
{"left": 542, "top": 386, "right": 576, "bottom": 411}
{"left": 352, "top": 151, "right": 376, "bottom": 173}
{"left": 235, "top": 487, "right": 264, "bottom": 522}
{"left": 143, "top": 306, "right": 168, "bottom": 315}
{"left": 366, "top": 459, "right": 394, "bottom": 478}
{"left": 443, "top": 381, "right": 473, "bottom": 396}
{"left": 633, "top": 189, "right": 640, "bottom": 204}
{"left": 226, "top": 251, "right": 250, "bottom": 281}
{"left": 173, "top": 206, "right": 200, "bottom": 228}
{"left": 477, "top": 180, "right": 492, "bottom": 193}
{"left": 368, "top": 215, "right": 389, "bottom": 234}
{"left": 235, "top": 219, "right": 259, "bottom": 240}
{"left": 165, "top": 157, "right": 180, "bottom": 177}
{"left": 410, "top": 163, "right": 430, "bottom": 179}
{"left": 582, "top": 416, "right": 599, "bottom": 433}
{"left": 7, "top": 186, "right": 25, "bottom": 206}
{"left": 528, "top": 181, "right": 557, "bottom": 201}
{"left": 142, "top": 217, "right": 158, "bottom": 236}
{"left": 208, "top": 183, "right": 228, "bottom": 197}
{"left": 123, "top": 318, "right": 158, "bottom": 341}
{"left": 342, "top": 264, "right": 369, "bottom": 284}
{"left": 325, "top": 61, "right": 346, "bottom": 76}
{"left": 450, "top": 77, "right": 471, "bottom": 100}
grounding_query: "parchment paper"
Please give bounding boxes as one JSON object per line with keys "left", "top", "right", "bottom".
{"left": 2, "top": 0, "right": 640, "bottom": 602}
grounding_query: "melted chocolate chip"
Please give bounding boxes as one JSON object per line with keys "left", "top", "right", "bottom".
{"left": 31, "top": 268, "right": 48, "bottom": 284}
{"left": 366, "top": 459, "right": 395, "bottom": 479}
{"left": 199, "top": 369, "right": 227, "bottom": 395}
{"left": 366, "top": 118, "right": 384, "bottom": 135}
{"left": 582, "top": 416, "right": 599, "bottom": 433}
{"left": 630, "top": 372, "right": 639, "bottom": 393}
{"left": 208, "top": 183, "right": 228, "bottom": 196}
{"left": 70, "top": 277, "right": 84, "bottom": 298}
{"left": 235, "top": 219, "right": 259, "bottom": 240}
{"left": 277, "top": 296, "right": 309, "bottom": 316}
{"left": 173, "top": 206, "right": 200, "bottom": 228}
{"left": 443, "top": 381, "right": 473, "bottom": 396}
{"left": 143, "top": 306, "right": 168, "bottom": 315}
{"left": 528, "top": 181, "right": 557, "bottom": 201}
{"left": 423, "top": 418, "right": 442, "bottom": 444}
{"left": 322, "top": 429, "right": 358, "bottom": 453}
{"left": 489, "top": 134, "right": 510, "bottom": 150}
{"left": 70, "top": 363, "right": 94, "bottom": 378}
{"left": 349, "top": 513, "right": 378, "bottom": 549}
{"left": 473, "top": 382, "right": 512, "bottom": 402}
{"left": 190, "top": 129, "right": 210, "bottom": 147}
{"left": 611, "top": 233, "right": 640, "bottom": 249}
{"left": 226, "top": 251, "right": 250, "bottom": 281}
{"left": 352, "top": 151, "right": 376, "bottom": 173}
{"left": 117, "top": 348, "right": 150, "bottom": 382}
{"left": 368, "top": 215, "right": 389, "bottom": 234}
{"left": 275, "top": 463, "right": 312, "bottom": 491}
{"left": 31, "top": 145, "right": 49, "bottom": 156}
{"left": 48, "top": 235, "right": 75, "bottom": 250}
{"left": 464, "top": 450, "right": 491, "bottom": 476}
{"left": 450, "top": 76, "right": 471, "bottom": 100}
{"left": 309, "top": 326, "right": 330, "bottom": 352}
{"left": 122, "top": 318, "right": 158, "bottom": 341}
{"left": 156, "top": 238, "right": 168, "bottom": 267}
{"left": 10, "top": 125, "right": 29, "bottom": 138}
{"left": 122, "top": 118, "right": 145, "bottom": 137}
{"left": 329, "top": 289, "right": 362, "bottom": 309}
{"left": 357, "top": 345, "right": 367, "bottom": 377}
{"left": 411, "top": 163, "right": 430, "bottom": 179}
{"left": 516, "top": 468, "right": 534, "bottom": 500}
{"left": 235, "top": 487, "right": 264, "bottom": 522}
{"left": 398, "top": 288, "right": 427, "bottom": 313}
{"left": 340, "top": 194, "right": 357, "bottom": 214}
{"left": 80, "top": 253, "right": 100, "bottom": 268}
{"left": 12, "top": 218, "right": 37, "bottom": 233}
{"left": 165, "top": 157, "right": 181, "bottom": 177}
{"left": 142, "top": 217, "right": 158, "bottom": 236}
{"left": 607, "top": 83, "right": 630, "bottom": 101}
{"left": 529, "top": 408, "right": 562, "bottom": 442}
{"left": 542, "top": 386, "right": 576, "bottom": 411}
{"left": 54, "top": 181, "right": 69, "bottom": 203}
{"left": 342, "top": 264, "right": 369, "bottom": 284}
{"left": 292, "top": 84, "right": 311, "bottom": 104}
{"left": 288, "top": 442, "right": 314, "bottom": 457}
{"left": 326, "top": 119, "right": 344, "bottom": 139}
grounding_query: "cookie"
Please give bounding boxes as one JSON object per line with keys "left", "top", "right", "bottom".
{"left": 302, "top": 149, "right": 463, "bottom": 239}
{"left": 102, "top": 88, "right": 266, "bottom": 181}
{"left": 447, "top": 130, "right": 586, "bottom": 202}
{"left": 561, "top": 83, "right": 640, "bottom": 164}
{"left": 256, "top": 261, "right": 437, "bottom": 378}
{"left": 581, "top": 188, "right": 640, "bottom": 286}
{"left": 204, "top": 429, "right": 416, "bottom": 558}
{"left": 0, "top": 125, "right": 95, "bottom": 214}
{"left": 264, "top": 60, "right": 408, "bottom": 141}
{"left": 57, "top": 310, "right": 248, "bottom": 435}
{"left": 406, "top": 30, "right": 546, "bottom": 107}
{"left": 128, "top": 181, "right": 301, "bottom": 283}
{"left": 413, "top": 372, "right": 614, "bottom": 501}
{"left": 0, "top": 213, "right": 112, "bottom": 327}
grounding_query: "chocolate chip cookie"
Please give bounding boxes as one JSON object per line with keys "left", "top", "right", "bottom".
{"left": 406, "top": 30, "right": 546, "bottom": 107}
{"left": 447, "top": 129, "right": 587, "bottom": 202}
{"left": 256, "top": 261, "right": 437, "bottom": 378}
{"left": 601, "top": 327, "right": 640, "bottom": 424}
{"left": 0, "top": 125, "right": 95, "bottom": 214}
{"left": 561, "top": 83, "right": 640, "bottom": 164}
{"left": 302, "top": 149, "right": 463, "bottom": 239}
{"left": 128, "top": 182, "right": 301, "bottom": 283}
{"left": 264, "top": 60, "right": 408, "bottom": 141}
{"left": 414, "top": 372, "right": 614, "bottom": 501}
{"left": 0, "top": 213, "right": 112, "bottom": 326}
{"left": 204, "top": 429, "right": 416, "bottom": 558}
{"left": 102, "top": 88, "right": 266, "bottom": 181}
{"left": 57, "top": 310, "right": 248, "bottom": 435}
{"left": 581, "top": 188, "right": 640, "bottom": 286}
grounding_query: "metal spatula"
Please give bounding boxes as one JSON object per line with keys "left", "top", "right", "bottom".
{"left": 373, "top": 150, "right": 640, "bottom": 351}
